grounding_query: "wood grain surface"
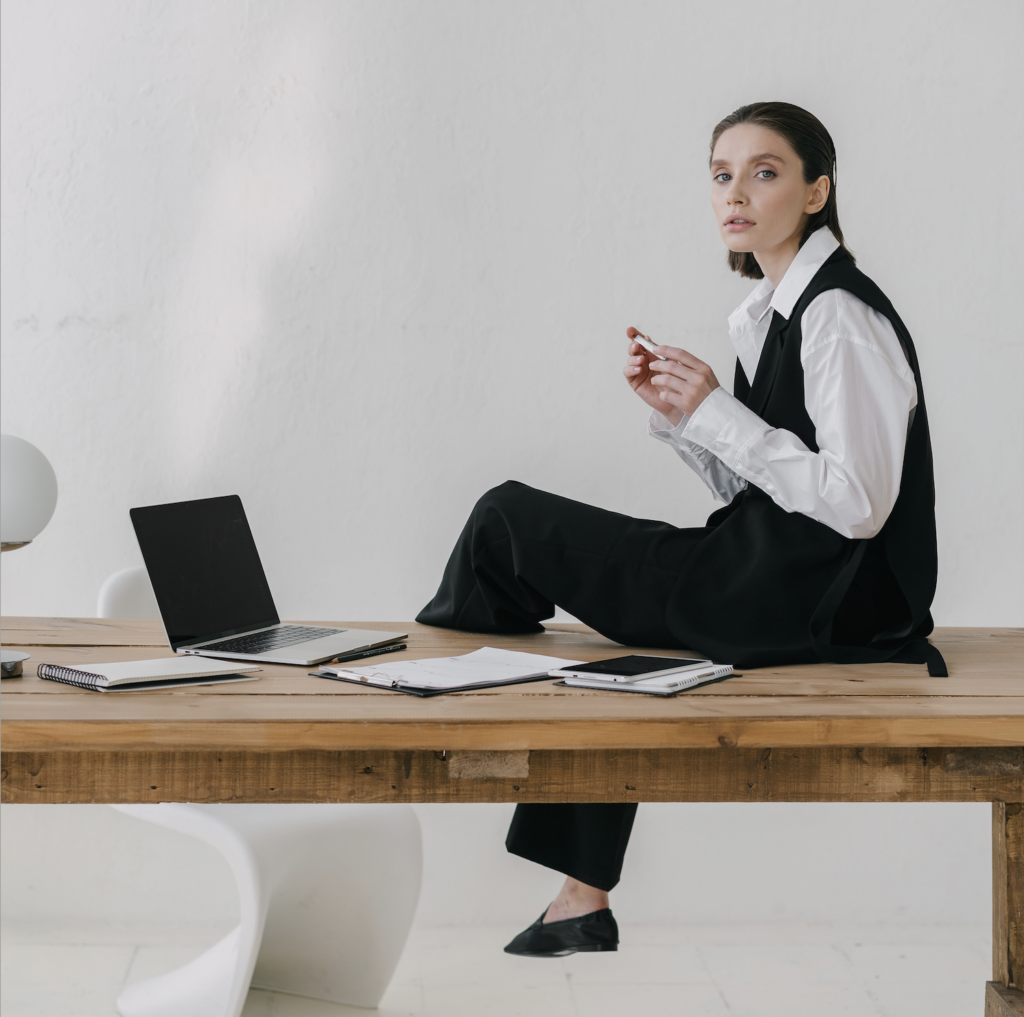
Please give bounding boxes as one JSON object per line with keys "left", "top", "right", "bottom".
{"left": 2, "top": 620, "right": 1022, "bottom": 756}
{"left": 994, "top": 802, "right": 1024, "bottom": 992}
{"left": 3, "top": 746, "right": 1022, "bottom": 806}
{"left": 986, "top": 981, "right": 1024, "bottom": 1016}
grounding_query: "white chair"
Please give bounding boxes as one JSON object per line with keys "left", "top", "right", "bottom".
{"left": 97, "top": 576, "right": 423, "bottom": 1014}
{"left": 97, "top": 565, "right": 160, "bottom": 618}
{"left": 113, "top": 803, "right": 422, "bottom": 1017}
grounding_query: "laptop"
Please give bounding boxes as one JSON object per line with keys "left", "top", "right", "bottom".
{"left": 130, "top": 495, "right": 407, "bottom": 666}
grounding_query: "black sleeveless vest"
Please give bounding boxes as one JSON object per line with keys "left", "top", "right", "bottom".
{"left": 666, "top": 249, "right": 946, "bottom": 676}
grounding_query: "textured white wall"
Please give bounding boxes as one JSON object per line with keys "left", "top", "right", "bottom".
{"left": 0, "top": 802, "right": 992, "bottom": 928}
{"left": 2, "top": 0, "right": 1021, "bottom": 624}
{"left": 1, "top": 1, "right": 1020, "bottom": 933}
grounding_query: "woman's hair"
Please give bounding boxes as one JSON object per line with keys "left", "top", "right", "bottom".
{"left": 710, "top": 102, "right": 854, "bottom": 279}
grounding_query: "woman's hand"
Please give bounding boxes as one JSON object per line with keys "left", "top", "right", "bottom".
{"left": 622, "top": 329, "right": 720, "bottom": 427}
{"left": 622, "top": 335, "right": 679, "bottom": 421}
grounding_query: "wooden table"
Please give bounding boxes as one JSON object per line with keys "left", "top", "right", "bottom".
{"left": 2, "top": 618, "right": 1023, "bottom": 1014}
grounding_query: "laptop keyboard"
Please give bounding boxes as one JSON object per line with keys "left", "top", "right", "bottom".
{"left": 199, "top": 626, "right": 344, "bottom": 655}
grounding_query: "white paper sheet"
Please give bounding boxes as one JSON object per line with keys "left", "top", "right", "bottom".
{"left": 320, "top": 646, "right": 583, "bottom": 690}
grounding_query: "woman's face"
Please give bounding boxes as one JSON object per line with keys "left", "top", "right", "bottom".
{"left": 709, "top": 123, "right": 828, "bottom": 258}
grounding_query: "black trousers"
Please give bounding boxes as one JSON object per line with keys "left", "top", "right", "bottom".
{"left": 416, "top": 480, "right": 708, "bottom": 891}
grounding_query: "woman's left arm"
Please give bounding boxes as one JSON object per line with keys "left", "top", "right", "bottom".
{"left": 653, "top": 291, "right": 918, "bottom": 540}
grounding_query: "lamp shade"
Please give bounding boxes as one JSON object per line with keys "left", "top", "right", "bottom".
{"left": 1, "top": 434, "right": 58, "bottom": 545}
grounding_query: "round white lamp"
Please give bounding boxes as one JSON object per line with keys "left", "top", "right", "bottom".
{"left": 1, "top": 434, "right": 59, "bottom": 676}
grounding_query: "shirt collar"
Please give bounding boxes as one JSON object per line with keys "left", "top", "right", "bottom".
{"left": 770, "top": 227, "right": 840, "bottom": 319}
{"left": 728, "top": 227, "right": 841, "bottom": 329}
{"left": 728, "top": 276, "right": 774, "bottom": 333}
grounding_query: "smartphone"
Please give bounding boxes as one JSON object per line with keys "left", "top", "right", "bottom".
{"left": 631, "top": 332, "right": 668, "bottom": 361}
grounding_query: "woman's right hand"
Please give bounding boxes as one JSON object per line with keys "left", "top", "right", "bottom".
{"left": 622, "top": 329, "right": 684, "bottom": 427}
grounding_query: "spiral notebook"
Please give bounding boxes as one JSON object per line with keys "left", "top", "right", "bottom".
{"left": 37, "top": 656, "right": 260, "bottom": 692}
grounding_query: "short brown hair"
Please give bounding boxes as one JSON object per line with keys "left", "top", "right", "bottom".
{"left": 710, "top": 102, "right": 854, "bottom": 279}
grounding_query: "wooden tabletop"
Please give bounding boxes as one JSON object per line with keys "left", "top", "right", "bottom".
{"left": 2, "top": 618, "right": 1022, "bottom": 752}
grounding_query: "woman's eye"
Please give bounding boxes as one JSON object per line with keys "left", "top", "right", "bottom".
{"left": 756, "top": 169, "right": 776, "bottom": 179}
{"left": 713, "top": 172, "right": 731, "bottom": 182}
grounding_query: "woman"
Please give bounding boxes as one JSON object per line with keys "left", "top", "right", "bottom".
{"left": 417, "top": 102, "right": 943, "bottom": 957}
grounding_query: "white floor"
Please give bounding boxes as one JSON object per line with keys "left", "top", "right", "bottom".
{"left": 0, "top": 920, "right": 989, "bottom": 1017}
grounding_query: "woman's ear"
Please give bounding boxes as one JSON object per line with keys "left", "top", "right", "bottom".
{"left": 805, "top": 175, "right": 830, "bottom": 215}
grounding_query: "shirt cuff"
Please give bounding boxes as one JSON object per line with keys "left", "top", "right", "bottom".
{"left": 680, "top": 386, "right": 771, "bottom": 467}
{"left": 648, "top": 409, "right": 717, "bottom": 462}
{"left": 648, "top": 407, "right": 688, "bottom": 437}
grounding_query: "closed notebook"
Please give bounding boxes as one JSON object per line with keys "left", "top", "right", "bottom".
{"left": 37, "top": 656, "right": 260, "bottom": 691}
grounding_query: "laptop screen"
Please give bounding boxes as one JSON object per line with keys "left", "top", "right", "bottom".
{"left": 131, "top": 495, "right": 280, "bottom": 650}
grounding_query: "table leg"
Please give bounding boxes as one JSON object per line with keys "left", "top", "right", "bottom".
{"left": 989, "top": 802, "right": 1024, "bottom": 1015}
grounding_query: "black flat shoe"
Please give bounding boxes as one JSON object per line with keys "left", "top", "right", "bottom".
{"left": 503, "top": 907, "right": 619, "bottom": 957}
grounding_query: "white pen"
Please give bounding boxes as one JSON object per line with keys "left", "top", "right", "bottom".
{"left": 626, "top": 326, "right": 668, "bottom": 360}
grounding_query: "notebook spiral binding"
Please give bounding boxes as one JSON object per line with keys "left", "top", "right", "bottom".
{"left": 36, "top": 664, "right": 103, "bottom": 688}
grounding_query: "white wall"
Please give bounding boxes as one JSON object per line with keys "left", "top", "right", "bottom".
{"left": 2, "top": 0, "right": 1021, "bottom": 624}
{"left": 1, "top": 1, "right": 1020, "bottom": 932}
{"left": 0, "top": 802, "right": 992, "bottom": 928}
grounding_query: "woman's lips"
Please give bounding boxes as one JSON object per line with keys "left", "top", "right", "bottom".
{"left": 724, "top": 217, "right": 756, "bottom": 232}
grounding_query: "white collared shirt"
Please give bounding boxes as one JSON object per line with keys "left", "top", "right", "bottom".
{"left": 649, "top": 228, "right": 918, "bottom": 540}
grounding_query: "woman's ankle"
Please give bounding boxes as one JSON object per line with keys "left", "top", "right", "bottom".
{"left": 542, "top": 877, "right": 610, "bottom": 923}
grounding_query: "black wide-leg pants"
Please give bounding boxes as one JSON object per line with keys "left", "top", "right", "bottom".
{"left": 416, "top": 480, "right": 708, "bottom": 890}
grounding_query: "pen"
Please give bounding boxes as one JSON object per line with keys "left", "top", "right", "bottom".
{"left": 325, "top": 643, "right": 407, "bottom": 665}
{"left": 626, "top": 326, "right": 669, "bottom": 360}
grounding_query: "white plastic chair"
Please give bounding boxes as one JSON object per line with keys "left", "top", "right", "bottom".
{"left": 113, "top": 803, "right": 422, "bottom": 1017}
{"left": 97, "top": 566, "right": 160, "bottom": 618}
